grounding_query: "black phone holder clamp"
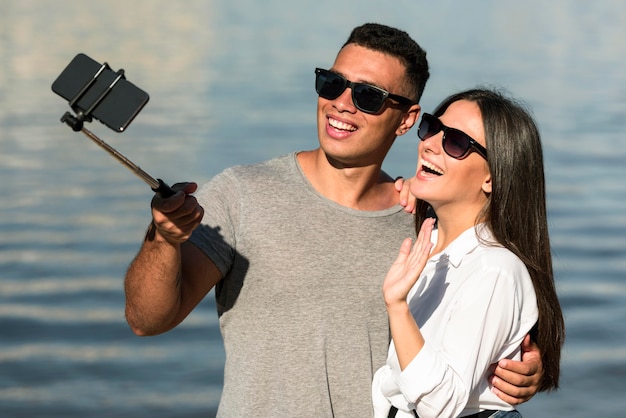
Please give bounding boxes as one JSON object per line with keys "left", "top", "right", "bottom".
{"left": 60, "top": 111, "right": 89, "bottom": 131}
{"left": 60, "top": 62, "right": 124, "bottom": 132}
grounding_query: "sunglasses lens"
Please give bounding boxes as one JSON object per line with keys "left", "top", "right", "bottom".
{"left": 443, "top": 131, "right": 471, "bottom": 158}
{"left": 418, "top": 114, "right": 440, "bottom": 140}
{"left": 315, "top": 69, "right": 389, "bottom": 114}
{"left": 418, "top": 114, "right": 478, "bottom": 159}
{"left": 316, "top": 70, "right": 345, "bottom": 100}
{"left": 352, "top": 84, "right": 386, "bottom": 113}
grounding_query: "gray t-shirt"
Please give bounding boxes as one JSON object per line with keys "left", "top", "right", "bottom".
{"left": 189, "top": 153, "right": 416, "bottom": 417}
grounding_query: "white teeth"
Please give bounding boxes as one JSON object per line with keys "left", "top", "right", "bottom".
{"left": 329, "top": 117, "right": 357, "bottom": 132}
{"left": 421, "top": 159, "right": 444, "bottom": 175}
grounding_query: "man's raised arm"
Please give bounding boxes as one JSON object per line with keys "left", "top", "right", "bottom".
{"left": 124, "top": 182, "right": 221, "bottom": 336}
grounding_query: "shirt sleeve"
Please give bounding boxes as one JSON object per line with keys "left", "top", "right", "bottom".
{"left": 372, "top": 365, "right": 393, "bottom": 418}
{"left": 188, "top": 169, "right": 240, "bottom": 277}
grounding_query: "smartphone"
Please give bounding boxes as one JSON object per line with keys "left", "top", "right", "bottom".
{"left": 51, "top": 53, "right": 149, "bottom": 132}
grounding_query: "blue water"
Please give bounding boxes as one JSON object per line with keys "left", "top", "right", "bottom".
{"left": 1, "top": 0, "right": 625, "bottom": 416}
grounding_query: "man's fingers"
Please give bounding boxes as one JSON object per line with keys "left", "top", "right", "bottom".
{"left": 490, "top": 356, "right": 541, "bottom": 405}
{"left": 490, "top": 378, "right": 532, "bottom": 405}
{"left": 171, "top": 182, "right": 198, "bottom": 194}
{"left": 394, "top": 176, "right": 404, "bottom": 192}
{"left": 152, "top": 182, "right": 198, "bottom": 211}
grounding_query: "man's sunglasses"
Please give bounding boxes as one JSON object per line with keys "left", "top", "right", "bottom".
{"left": 418, "top": 113, "right": 488, "bottom": 160}
{"left": 315, "top": 68, "right": 415, "bottom": 114}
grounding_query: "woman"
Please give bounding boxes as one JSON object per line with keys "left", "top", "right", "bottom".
{"left": 372, "top": 88, "right": 565, "bottom": 418}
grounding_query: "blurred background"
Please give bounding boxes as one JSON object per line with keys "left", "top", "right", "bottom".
{"left": 1, "top": 0, "right": 625, "bottom": 416}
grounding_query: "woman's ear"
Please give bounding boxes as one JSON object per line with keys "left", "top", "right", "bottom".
{"left": 482, "top": 173, "right": 492, "bottom": 194}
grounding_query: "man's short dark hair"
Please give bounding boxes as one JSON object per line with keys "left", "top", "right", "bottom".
{"left": 343, "top": 23, "right": 430, "bottom": 103}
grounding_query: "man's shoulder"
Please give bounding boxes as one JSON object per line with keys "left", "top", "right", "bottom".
{"left": 205, "top": 153, "right": 300, "bottom": 194}
{"left": 222, "top": 153, "right": 296, "bottom": 177}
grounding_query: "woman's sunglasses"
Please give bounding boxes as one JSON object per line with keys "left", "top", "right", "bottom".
{"left": 315, "top": 68, "right": 415, "bottom": 114}
{"left": 418, "top": 113, "right": 488, "bottom": 160}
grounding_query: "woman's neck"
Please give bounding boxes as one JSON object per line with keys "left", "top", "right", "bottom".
{"left": 430, "top": 204, "right": 483, "bottom": 254}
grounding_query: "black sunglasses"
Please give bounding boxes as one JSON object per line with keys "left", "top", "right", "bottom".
{"left": 418, "top": 113, "right": 488, "bottom": 160}
{"left": 315, "top": 68, "right": 415, "bottom": 114}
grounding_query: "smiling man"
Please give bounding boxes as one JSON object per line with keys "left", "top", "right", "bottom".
{"left": 124, "top": 23, "right": 543, "bottom": 417}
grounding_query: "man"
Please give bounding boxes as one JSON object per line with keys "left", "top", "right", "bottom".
{"left": 125, "top": 23, "right": 542, "bottom": 417}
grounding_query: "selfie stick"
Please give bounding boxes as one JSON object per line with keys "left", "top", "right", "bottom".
{"left": 58, "top": 61, "right": 175, "bottom": 198}
{"left": 61, "top": 114, "right": 173, "bottom": 196}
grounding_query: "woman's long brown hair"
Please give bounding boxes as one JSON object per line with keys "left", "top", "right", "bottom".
{"left": 415, "top": 88, "right": 565, "bottom": 390}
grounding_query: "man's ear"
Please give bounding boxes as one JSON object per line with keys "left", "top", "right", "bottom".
{"left": 396, "top": 104, "right": 420, "bottom": 136}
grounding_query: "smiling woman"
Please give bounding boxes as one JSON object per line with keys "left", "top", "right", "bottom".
{"left": 374, "top": 88, "right": 564, "bottom": 418}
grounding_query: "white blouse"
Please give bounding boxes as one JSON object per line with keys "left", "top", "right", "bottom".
{"left": 372, "top": 225, "right": 538, "bottom": 418}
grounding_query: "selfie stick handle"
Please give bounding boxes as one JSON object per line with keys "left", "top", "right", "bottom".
{"left": 79, "top": 126, "right": 175, "bottom": 198}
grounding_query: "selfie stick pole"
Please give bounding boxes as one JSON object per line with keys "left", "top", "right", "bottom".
{"left": 84, "top": 124, "right": 170, "bottom": 192}
{"left": 60, "top": 112, "right": 175, "bottom": 198}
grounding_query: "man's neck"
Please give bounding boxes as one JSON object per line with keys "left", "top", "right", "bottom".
{"left": 296, "top": 150, "right": 399, "bottom": 211}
